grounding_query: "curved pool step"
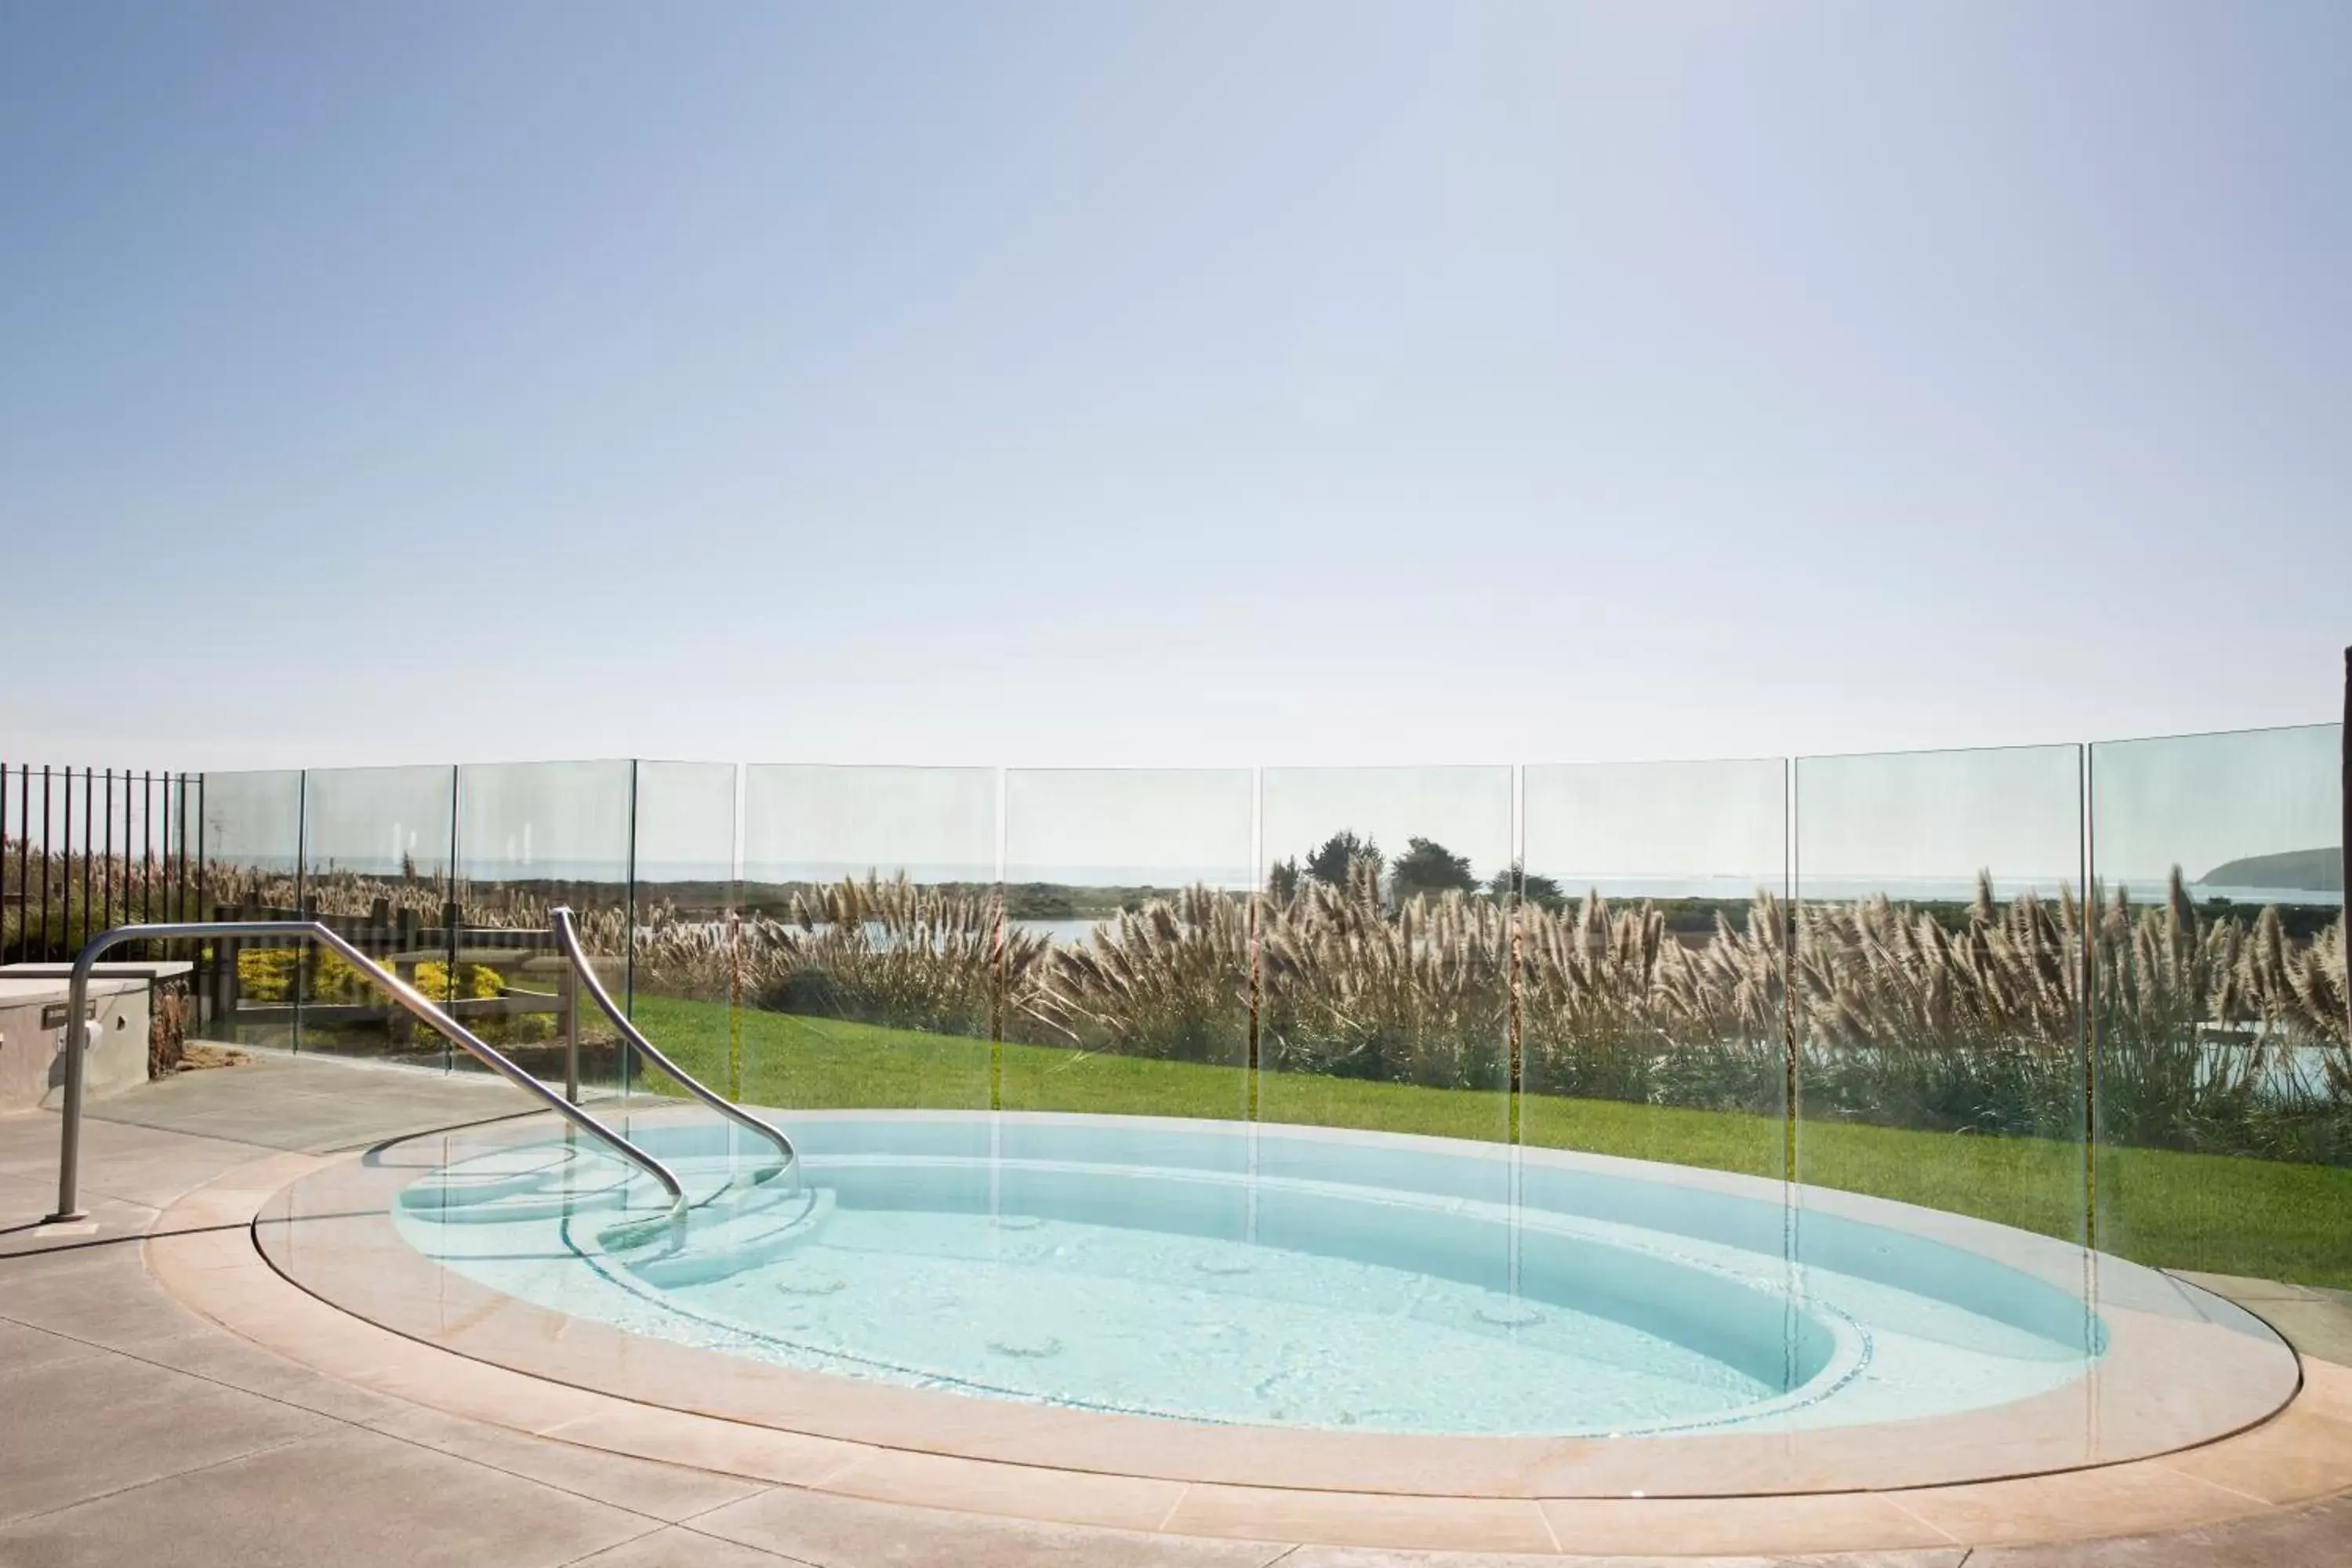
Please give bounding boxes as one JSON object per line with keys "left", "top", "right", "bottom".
{"left": 601, "top": 1186, "right": 837, "bottom": 1289}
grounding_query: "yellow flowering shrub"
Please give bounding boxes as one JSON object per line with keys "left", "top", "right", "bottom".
{"left": 234, "top": 948, "right": 501, "bottom": 1004}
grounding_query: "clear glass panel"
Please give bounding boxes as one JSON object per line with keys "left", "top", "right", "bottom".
{"left": 1000, "top": 768, "right": 1254, "bottom": 1127}
{"left": 453, "top": 760, "right": 635, "bottom": 1091}
{"left": 198, "top": 769, "right": 305, "bottom": 1049}
{"left": 630, "top": 760, "right": 742, "bottom": 1105}
{"left": 1257, "top": 766, "right": 1515, "bottom": 1145}
{"left": 293, "top": 766, "right": 456, "bottom": 1066}
{"left": 738, "top": 764, "right": 999, "bottom": 1113}
{"left": 1793, "top": 746, "right": 2087, "bottom": 1243}
{"left": 1519, "top": 759, "right": 1788, "bottom": 1178}
{"left": 2089, "top": 723, "right": 2347, "bottom": 1288}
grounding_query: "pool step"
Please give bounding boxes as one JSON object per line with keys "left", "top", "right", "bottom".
{"left": 401, "top": 1146, "right": 786, "bottom": 1227}
{"left": 604, "top": 1186, "right": 837, "bottom": 1289}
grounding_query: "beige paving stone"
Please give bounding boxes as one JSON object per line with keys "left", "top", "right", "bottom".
{"left": 532, "top": 1401, "right": 865, "bottom": 1486}
{"left": 0, "top": 1316, "right": 111, "bottom": 1379}
{"left": 364, "top": 1403, "right": 773, "bottom": 1521}
{"left": 1162, "top": 1485, "right": 1558, "bottom": 1553}
{"left": 1889, "top": 1464, "right": 2267, "bottom": 1546}
{"left": 1537, "top": 1494, "right": 1958, "bottom": 1557}
{"left": 2145, "top": 1401, "right": 2352, "bottom": 1507}
{"left": 1281, "top": 1551, "right": 1970, "bottom": 1568}
{"left": 0, "top": 1350, "right": 333, "bottom": 1526}
{"left": 0, "top": 1427, "right": 649, "bottom": 1567}
{"left": 0, "top": 1243, "right": 219, "bottom": 1352}
{"left": 1967, "top": 1490, "right": 2352, "bottom": 1567}
{"left": 114, "top": 1322, "right": 418, "bottom": 1425}
{"left": 695, "top": 1484, "right": 1288, "bottom": 1567}
{"left": 814, "top": 1446, "right": 1189, "bottom": 1531}
{"left": 568, "top": 1525, "right": 805, "bottom": 1566}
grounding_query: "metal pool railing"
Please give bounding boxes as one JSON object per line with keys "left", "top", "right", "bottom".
{"left": 549, "top": 906, "right": 798, "bottom": 1188}
{"left": 45, "top": 919, "right": 688, "bottom": 1225}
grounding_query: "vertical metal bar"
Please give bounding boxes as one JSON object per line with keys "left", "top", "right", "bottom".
{"left": 2341, "top": 647, "right": 2350, "bottom": 1049}
{"left": 102, "top": 768, "right": 114, "bottom": 933}
{"left": 40, "top": 767, "right": 52, "bottom": 960}
{"left": 142, "top": 772, "right": 154, "bottom": 924}
{"left": 15, "top": 768, "right": 28, "bottom": 961}
{"left": 61, "top": 767, "right": 74, "bottom": 952}
{"left": 81, "top": 768, "right": 93, "bottom": 946}
{"left": 1, "top": 759, "right": 9, "bottom": 963}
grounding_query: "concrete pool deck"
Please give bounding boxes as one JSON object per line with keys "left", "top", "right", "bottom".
{"left": 5, "top": 1054, "right": 2352, "bottom": 1566}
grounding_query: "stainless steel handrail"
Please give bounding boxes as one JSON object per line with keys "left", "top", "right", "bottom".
{"left": 548, "top": 907, "right": 797, "bottom": 1186}
{"left": 45, "top": 920, "right": 688, "bottom": 1224}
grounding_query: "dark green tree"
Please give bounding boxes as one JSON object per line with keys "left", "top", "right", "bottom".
{"left": 1390, "top": 837, "right": 1477, "bottom": 899}
{"left": 1305, "top": 830, "right": 1380, "bottom": 887}
{"left": 1266, "top": 857, "right": 1301, "bottom": 902}
{"left": 1489, "top": 861, "right": 1565, "bottom": 911}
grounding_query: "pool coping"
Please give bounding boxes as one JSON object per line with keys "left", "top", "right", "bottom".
{"left": 144, "top": 1125, "right": 2352, "bottom": 1556}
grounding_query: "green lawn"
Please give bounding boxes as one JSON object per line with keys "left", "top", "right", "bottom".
{"left": 629, "top": 993, "right": 2352, "bottom": 1290}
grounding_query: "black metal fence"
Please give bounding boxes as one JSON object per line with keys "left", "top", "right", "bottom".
{"left": 1, "top": 764, "right": 202, "bottom": 963}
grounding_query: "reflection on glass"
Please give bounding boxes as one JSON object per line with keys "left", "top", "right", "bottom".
{"left": 200, "top": 769, "right": 305, "bottom": 1049}
{"left": 1793, "top": 746, "right": 2087, "bottom": 1243}
{"left": 293, "top": 766, "right": 456, "bottom": 1066}
{"left": 454, "top": 760, "right": 635, "bottom": 1090}
{"left": 1256, "top": 767, "right": 1515, "bottom": 1144}
{"left": 630, "top": 761, "right": 742, "bottom": 1103}
{"left": 1000, "top": 769, "right": 1254, "bottom": 1123}
{"left": 1518, "top": 760, "right": 1788, "bottom": 1175}
{"left": 737, "top": 764, "right": 1000, "bottom": 1112}
{"left": 2089, "top": 724, "right": 2347, "bottom": 1289}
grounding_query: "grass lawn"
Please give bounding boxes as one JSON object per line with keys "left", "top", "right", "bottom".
{"left": 629, "top": 993, "right": 2352, "bottom": 1290}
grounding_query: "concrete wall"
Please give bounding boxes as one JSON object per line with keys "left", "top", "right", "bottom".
{"left": 0, "top": 976, "right": 151, "bottom": 1112}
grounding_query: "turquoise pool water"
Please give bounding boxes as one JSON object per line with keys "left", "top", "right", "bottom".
{"left": 393, "top": 1113, "right": 2105, "bottom": 1438}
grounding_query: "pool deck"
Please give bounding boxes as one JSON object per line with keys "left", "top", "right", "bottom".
{"left": 5, "top": 1054, "right": 2352, "bottom": 1566}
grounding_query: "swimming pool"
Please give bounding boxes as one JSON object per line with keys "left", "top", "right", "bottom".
{"left": 255, "top": 1109, "right": 2299, "bottom": 1494}
{"left": 386, "top": 1112, "right": 2128, "bottom": 1439}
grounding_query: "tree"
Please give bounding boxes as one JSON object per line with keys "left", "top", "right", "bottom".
{"left": 1489, "top": 861, "right": 1565, "bottom": 911}
{"left": 1389, "top": 837, "right": 1476, "bottom": 899}
{"left": 1304, "top": 830, "right": 1379, "bottom": 887}
{"left": 1266, "top": 857, "right": 1301, "bottom": 902}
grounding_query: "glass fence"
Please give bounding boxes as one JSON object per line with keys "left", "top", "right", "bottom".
{"left": 188, "top": 724, "right": 2347, "bottom": 1287}
{"left": 1794, "top": 744, "right": 2088, "bottom": 1243}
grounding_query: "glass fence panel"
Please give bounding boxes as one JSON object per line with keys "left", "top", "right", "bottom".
{"left": 453, "top": 760, "right": 635, "bottom": 1090}
{"left": 2089, "top": 723, "right": 2347, "bottom": 1289}
{"left": 1000, "top": 768, "right": 1254, "bottom": 1127}
{"left": 739, "top": 764, "right": 999, "bottom": 1113}
{"left": 630, "top": 760, "right": 742, "bottom": 1105}
{"left": 1793, "top": 745, "right": 2087, "bottom": 1243}
{"left": 199, "top": 769, "right": 305, "bottom": 1049}
{"left": 1257, "top": 766, "right": 1515, "bottom": 1146}
{"left": 1519, "top": 758, "right": 1788, "bottom": 1178}
{"left": 293, "top": 765, "right": 456, "bottom": 1066}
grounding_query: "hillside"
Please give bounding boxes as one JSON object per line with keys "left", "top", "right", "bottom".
{"left": 2195, "top": 846, "right": 2343, "bottom": 892}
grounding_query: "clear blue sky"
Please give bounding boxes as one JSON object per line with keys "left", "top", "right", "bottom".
{"left": 4, "top": 1, "right": 2347, "bottom": 776}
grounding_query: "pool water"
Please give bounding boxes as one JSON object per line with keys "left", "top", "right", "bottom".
{"left": 393, "top": 1113, "right": 2105, "bottom": 1438}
